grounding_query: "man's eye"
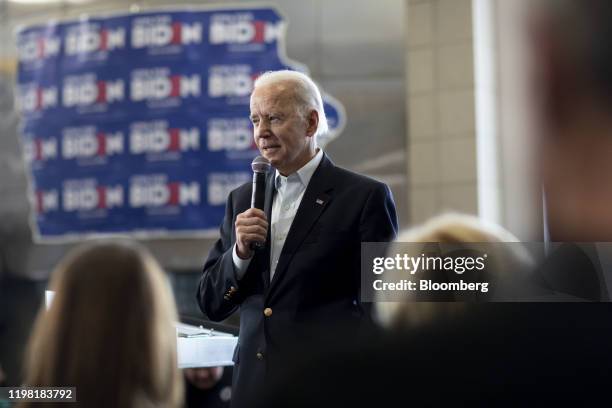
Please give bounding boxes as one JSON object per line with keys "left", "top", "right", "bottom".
{"left": 251, "top": 118, "right": 259, "bottom": 125}
{"left": 270, "top": 116, "right": 280, "bottom": 123}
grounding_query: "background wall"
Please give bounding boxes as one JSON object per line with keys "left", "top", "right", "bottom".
{"left": 405, "top": 0, "right": 541, "bottom": 240}
{"left": 405, "top": 0, "right": 479, "bottom": 223}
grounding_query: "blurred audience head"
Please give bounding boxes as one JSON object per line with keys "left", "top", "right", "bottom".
{"left": 183, "top": 366, "right": 232, "bottom": 408}
{"left": 531, "top": 0, "right": 612, "bottom": 240}
{"left": 21, "top": 240, "right": 183, "bottom": 408}
{"left": 184, "top": 366, "right": 224, "bottom": 391}
{"left": 376, "top": 213, "right": 532, "bottom": 329}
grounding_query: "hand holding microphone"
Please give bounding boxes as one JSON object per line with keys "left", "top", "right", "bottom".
{"left": 235, "top": 156, "right": 270, "bottom": 259}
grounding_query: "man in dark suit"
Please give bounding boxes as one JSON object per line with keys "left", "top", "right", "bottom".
{"left": 197, "top": 70, "right": 398, "bottom": 407}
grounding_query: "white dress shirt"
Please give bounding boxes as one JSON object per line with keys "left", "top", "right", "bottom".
{"left": 233, "top": 149, "right": 324, "bottom": 281}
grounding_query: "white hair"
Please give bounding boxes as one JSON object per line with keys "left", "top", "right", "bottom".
{"left": 253, "top": 70, "right": 329, "bottom": 137}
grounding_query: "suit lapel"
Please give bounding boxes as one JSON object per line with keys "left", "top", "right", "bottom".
{"left": 261, "top": 170, "right": 275, "bottom": 289}
{"left": 268, "top": 155, "right": 335, "bottom": 293}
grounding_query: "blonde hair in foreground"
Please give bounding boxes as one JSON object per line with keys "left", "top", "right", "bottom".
{"left": 376, "top": 213, "right": 533, "bottom": 329}
{"left": 20, "top": 240, "right": 183, "bottom": 408}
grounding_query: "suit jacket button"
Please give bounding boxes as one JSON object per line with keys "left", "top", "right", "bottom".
{"left": 256, "top": 352, "right": 264, "bottom": 360}
{"left": 263, "top": 307, "right": 273, "bottom": 317}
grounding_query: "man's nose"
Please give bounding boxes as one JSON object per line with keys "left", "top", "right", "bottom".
{"left": 256, "top": 121, "right": 271, "bottom": 138}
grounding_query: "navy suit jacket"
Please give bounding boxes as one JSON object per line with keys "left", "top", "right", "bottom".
{"left": 197, "top": 154, "right": 398, "bottom": 407}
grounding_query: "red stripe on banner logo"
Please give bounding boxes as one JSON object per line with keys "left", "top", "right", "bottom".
{"left": 169, "top": 128, "right": 180, "bottom": 151}
{"left": 36, "top": 191, "right": 43, "bottom": 213}
{"left": 96, "top": 81, "right": 106, "bottom": 103}
{"left": 97, "top": 133, "right": 106, "bottom": 156}
{"left": 36, "top": 88, "right": 43, "bottom": 109}
{"left": 35, "top": 139, "right": 42, "bottom": 161}
{"left": 168, "top": 182, "right": 180, "bottom": 205}
{"left": 97, "top": 186, "right": 106, "bottom": 209}
{"left": 170, "top": 76, "right": 181, "bottom": 97}
{"left": 100, "top": 30, "right": 108, "bottom": 51}
{"left": 37, "top": 38, "right": 45, "bottom": 58}
{"left": 172, "top": 22, "right": 182, "bottom": 44}
{"left": 254, "top": 21, "right": 265, "bottom": 43}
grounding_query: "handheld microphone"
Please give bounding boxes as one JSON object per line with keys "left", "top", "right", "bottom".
{"left": 250, "top": 155, "right": 270, "bottom": 250}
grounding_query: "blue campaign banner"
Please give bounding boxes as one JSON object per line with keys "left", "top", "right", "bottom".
{"left": 16, "top": 6, "right": 346, "bottom": 241}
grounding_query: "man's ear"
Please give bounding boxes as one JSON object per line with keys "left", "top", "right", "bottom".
{"left": 305, "top": 110, "right": 319, "bottom": 137}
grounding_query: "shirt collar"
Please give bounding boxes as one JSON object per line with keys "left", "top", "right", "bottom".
{"left": 275, "top": 148, "right": 323, "bottom": 189}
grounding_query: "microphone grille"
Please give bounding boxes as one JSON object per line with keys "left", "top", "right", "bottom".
{"left": 251, "top": 155, "right": 271, "bottom": 173}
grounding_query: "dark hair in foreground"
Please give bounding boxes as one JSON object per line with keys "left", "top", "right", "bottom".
{"left": 19, "top": 240, "right": 183, "bottom": 408}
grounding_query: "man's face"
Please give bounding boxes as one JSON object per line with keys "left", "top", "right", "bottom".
{"left": 250, "top": 82, "right": 313, "bottom": 175}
